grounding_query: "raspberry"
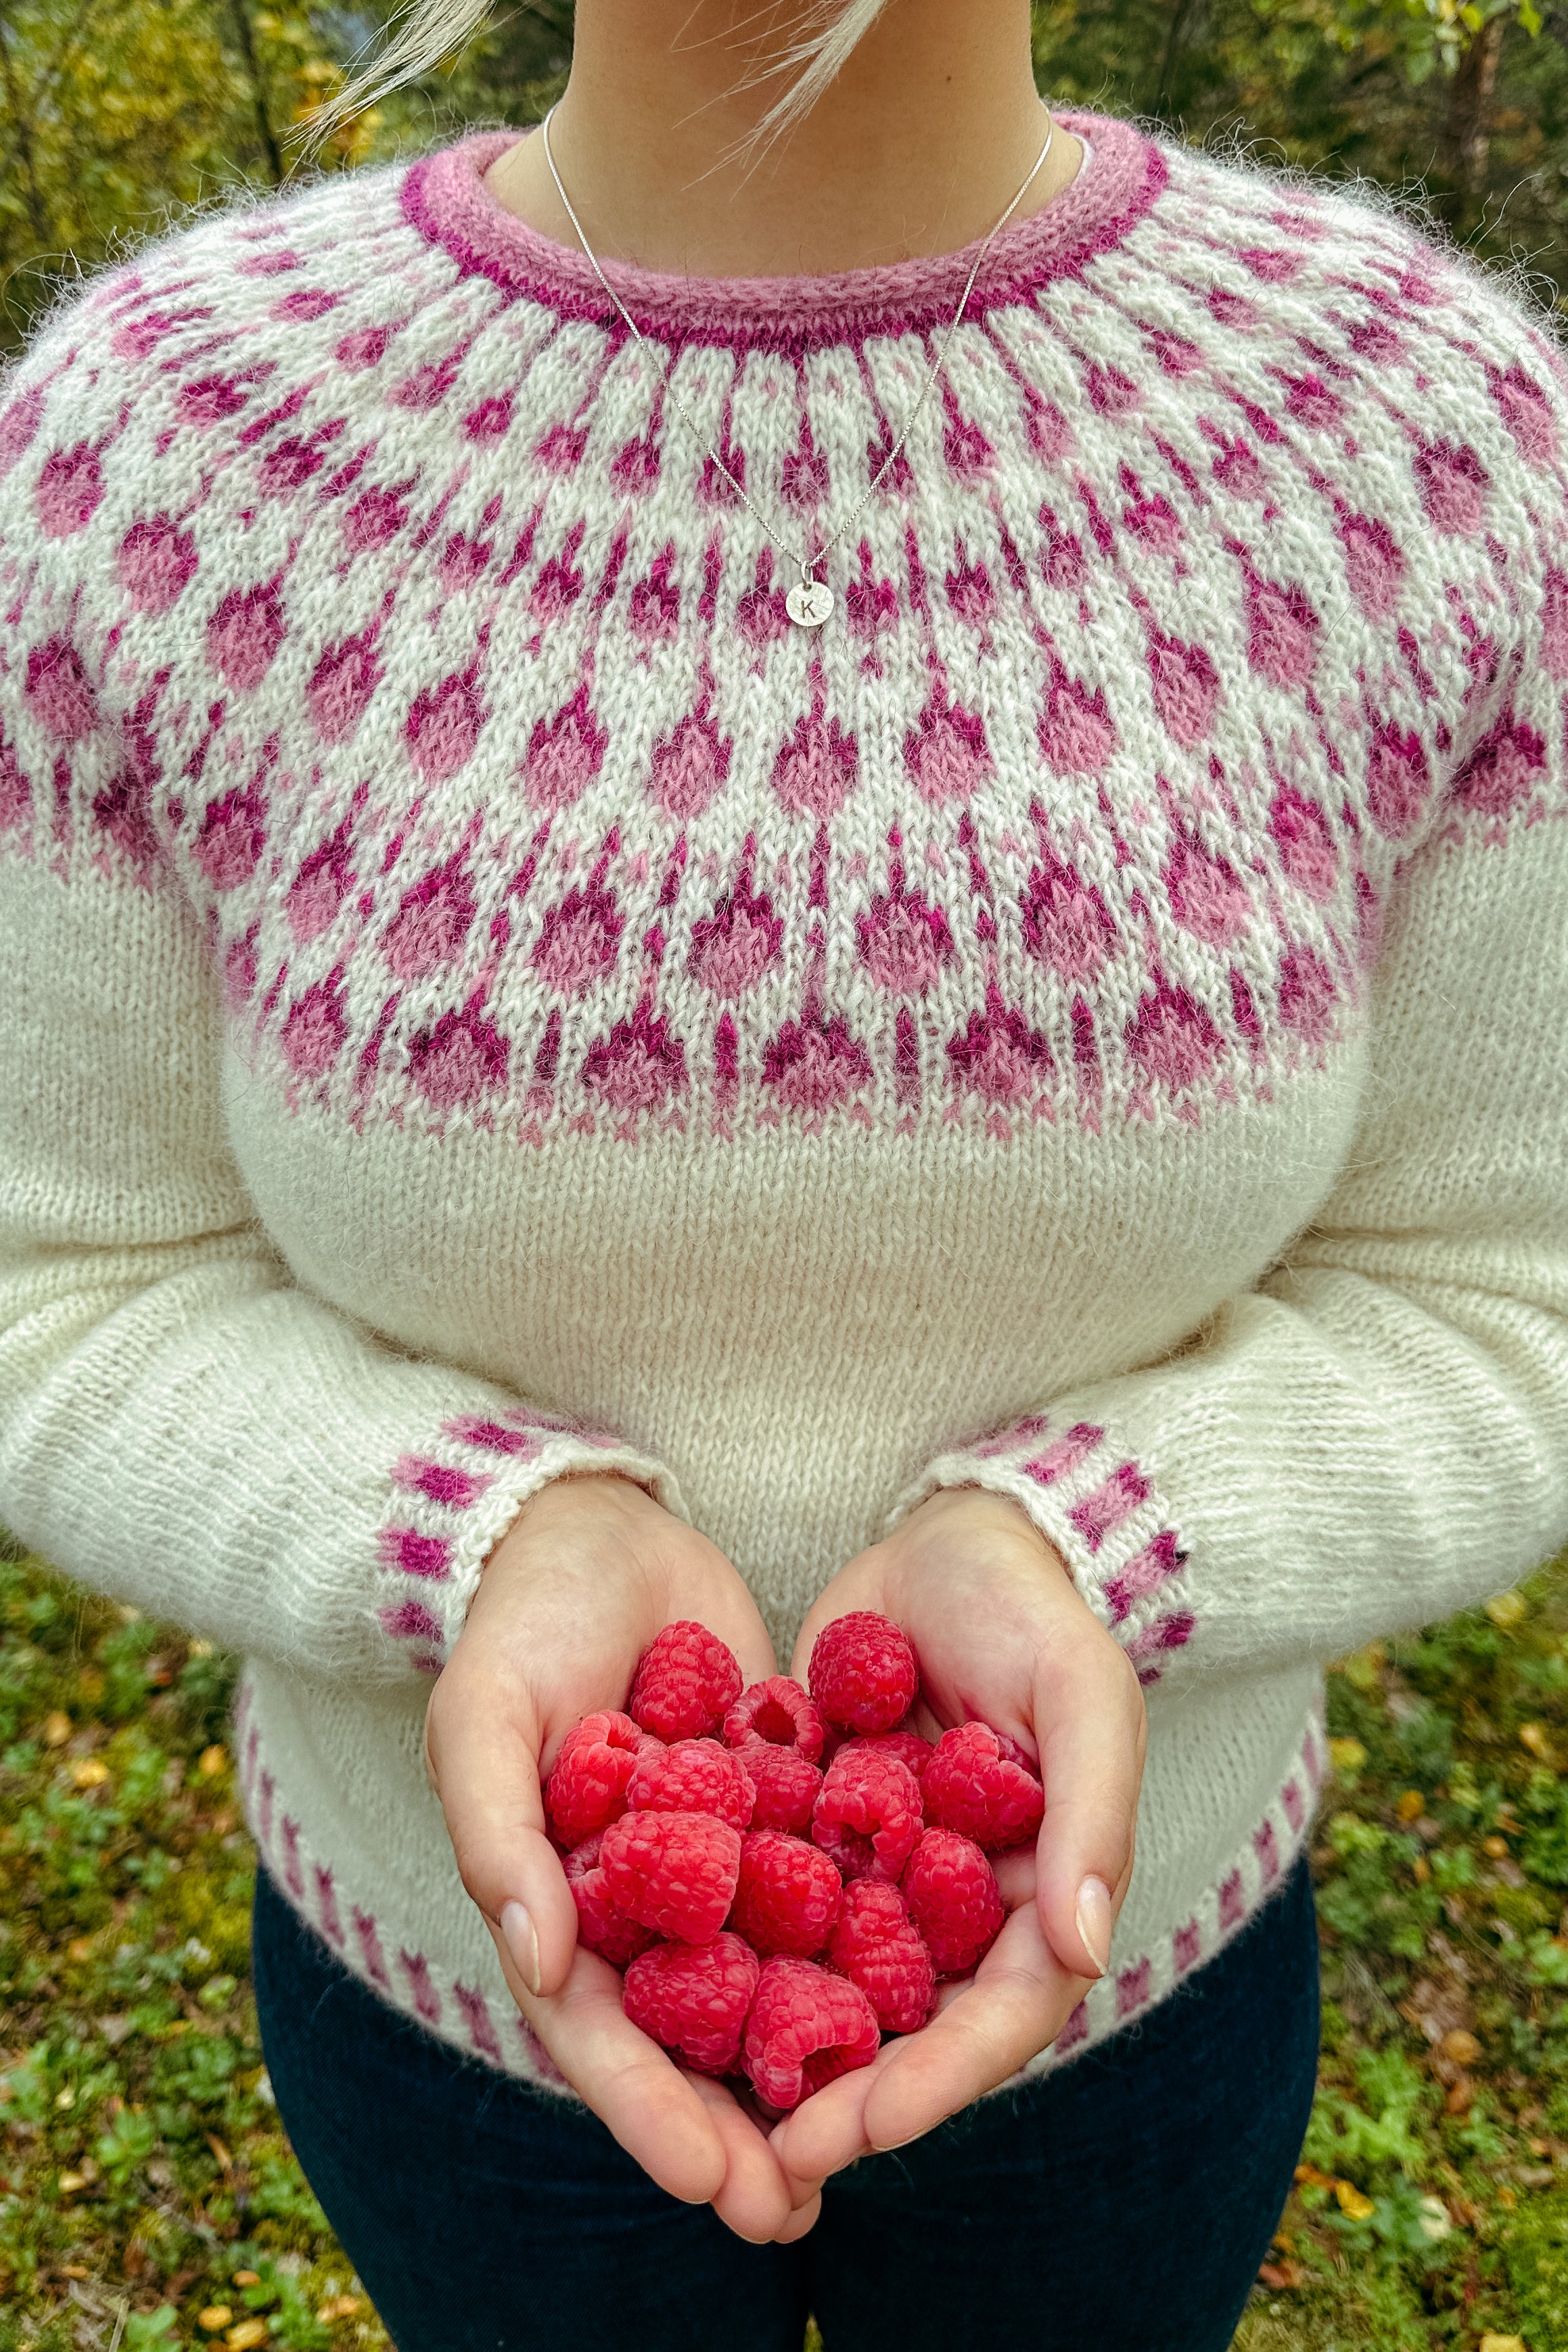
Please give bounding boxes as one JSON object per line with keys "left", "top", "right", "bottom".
{"left": 599, "top": 1809, "right": 742, "bottom": 1944}
{"left": 627, "top": 1738, "right": 755, "bottom": 1831}
{"left": 902, "top": 1828, "right": 1005, "bottom": 1977}
{"left": 622, "top": 1933, "right": 760, "bottom": 2076}
{"left": 723, "top": 1676, "right": 824, "bottom": 1764}
{"left": 628, "top": 1621, "right": 743, "bottom": 1742}
{"left": 545, "top": 1711, "right": 657, "bottom": 1847}
{"left": 563, "top": 1833, "right": 658, "bottom": 1968}
{"left": 811, "top": 1747, "right": 923, "bottom": 1884}
{"left": 808, "top": 1611, "right": 919, "bottom": 1734}
{"left": 742, "top": 1956, "right": 881, "bottom": 2110}
{"left": 827, "top": 1881, "right": 936, "bottom": 2034}
{"left": 922, "top": 1721, "right": 1044, "bottom": 1851}
{"left": 832, "top": 1728, "right": 933, "bottom": 1784}
{"left": 733, "top": 1737, "right": 822, "bottom": 1835}
{"left": 729, "top": 1830, "right": 842, "bottom": 1958}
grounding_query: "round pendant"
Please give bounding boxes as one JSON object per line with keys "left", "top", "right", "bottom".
{"left": 786, "top": 578, "right": 835, "bottom": 629}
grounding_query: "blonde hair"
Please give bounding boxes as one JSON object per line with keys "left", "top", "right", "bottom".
{"left": 300, "top": 1, "right": 894, "bottom": 170}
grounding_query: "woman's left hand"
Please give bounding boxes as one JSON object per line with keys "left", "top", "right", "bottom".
{"left": 773, "top": 1483, "right": 1147, "bottom": 2193}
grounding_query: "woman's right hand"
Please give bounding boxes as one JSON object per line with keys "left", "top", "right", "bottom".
{"left": 423, "top": 1470, "right": 812, "bottom": 2244}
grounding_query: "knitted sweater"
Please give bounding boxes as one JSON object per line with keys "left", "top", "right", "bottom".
{"left": 3, "top": 107, "right": 1567, "bottom": 2092}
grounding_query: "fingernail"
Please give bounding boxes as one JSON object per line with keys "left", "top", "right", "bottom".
{"left": 501, "top": 1901, "right": 540, "bottom": 1996}
{"left": 1074, "top": 1876, "right": 1112, "bottom": 1977}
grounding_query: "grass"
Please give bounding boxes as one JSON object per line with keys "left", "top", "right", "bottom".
{"left": 3, "top": 1542, "right": 1568, "bottom": 2351}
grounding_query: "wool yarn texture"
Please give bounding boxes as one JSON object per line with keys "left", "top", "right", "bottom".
{"left": 2, "top": 109, "right": 1567, "bottom": 2090}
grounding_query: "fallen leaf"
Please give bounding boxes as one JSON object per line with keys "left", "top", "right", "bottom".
{"left": 1416, "top": 2193, "right": 1452, "bottom": 2240}
{"left": 316, "top": 2299, "right": 363, "bottom": 2324}
{"left": 199, "top": 1745, "right": 229, "bottom": 1778}
{"left": 227, "top": 2322, "right": 269, "bottom": 2351}
{"left": 1478, "top": 2337, "right": 1527, "bottom": 2352}
{"left": 67, "top": 1935, "right": 94, "bottom": 1962}
{"left": 232, "top": 2272, "right": 260, "bottom": 2287}
{"left": 205, "top": 2131, "right": 233, "bottom": 2171}
{"left": 1441, "top": 2028, "right": 1481, "bottom": 2066}
{"left": 1446, "top": 2075, "right": 1476, "bottom": 2115}
{"left": 1485, "top": 1592, "right": 1527, "bottom": 1628}
{"left": 61, "top": 2264, "right": 88, "bottom": 2279}
{"left": 42, "top": 1711, "right": 72, "bottom": 1747}
{"left": 199, "top": 2311, "right": 233, "bottom": 2334}
{"left": 57, "top": 2171, "right": 87, "bottom": 2194}
{"left": 1519, "top": 1722, "right": 1554, "bottom": 1762}
{"left": 1335, "top": 2180, "right": 1375, "bottom": 2221}
{"left": 1397, "top": 1789, "right": 1425, "bottom": 1821}
{"left": 1258, "top": 2259, "right": 1305, "bottom": 2289}
{"left": 70, "top": 1757, "right": 110, "bottom": 1790}
{"left": 1329, "top": 1737, "right": 1367, "bottom": 1775}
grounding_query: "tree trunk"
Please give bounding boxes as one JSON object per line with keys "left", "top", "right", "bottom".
{"left": 1438, "top": 14, "right": 1507, "bottom": 198}
{"left": 227, "top": 0, "right": 285, "bottom": 185}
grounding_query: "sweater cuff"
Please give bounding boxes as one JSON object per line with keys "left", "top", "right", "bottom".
{"left": 879, "top": 1412, "right": 1195, "bottom": 1686}
{"left": 372, "top": 1406, "right": 690, "bottom": 1674}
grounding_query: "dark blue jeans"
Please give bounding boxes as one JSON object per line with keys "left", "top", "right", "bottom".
{"left": 252, "top": 1855, "right": 1319, "bottom": 2352}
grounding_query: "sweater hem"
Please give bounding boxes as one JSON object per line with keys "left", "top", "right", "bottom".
{"left": 233, "top": 1681, "right": 1327, "bottom": 2102}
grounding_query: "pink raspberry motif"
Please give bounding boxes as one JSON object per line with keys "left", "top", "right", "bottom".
{"left": 729, "top": 1830, "right": 843, "bottom": 1958}
{"left": 628, "top": 1621, "right": 743, "bottom": 1741}
{"left": 812, "top": 1747, "right": 923, "bottom": 1884}
{"left": 627, "top": 1738, "right": 756, "bottom": 1831}
{"left": 599, "top": 1809, "right": 742, "bottom": 1944}
{"left": 828, "top": 1881, "right": 936, "bottom": 2034}
{"left": 834, "top": 1728, "right": 933, "bottom": 1782}
{"left": 743, "top": 1956, "right": 880, "bottom": 2111}
{"left": 563, "top": 1833, "right": 658, "bottom": 1968}
{"left": 545, "top": 1711, "right": 658, "bottom": 1847}
{"left": 623, "top": 1933, "right": 760, "bottom": 2075}
{"left": 732, "top": 1738, "right": 822, "bottom": 1835}
{"left": 921, "top": 1722, "right": 1044, "bottom": 1851}
{"left": 808, "top": 1611, "right": 919, "bottom": 1734}
{"left": 902, "top": 1828, "right": 1005, "bottom": 1977}
{"left": 724, "top": 1676, "right": 825, "bottom": 1763}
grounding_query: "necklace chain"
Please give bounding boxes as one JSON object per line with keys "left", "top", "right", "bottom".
{"left": 537, "top": 100, "right": 1055, "bottom": 626}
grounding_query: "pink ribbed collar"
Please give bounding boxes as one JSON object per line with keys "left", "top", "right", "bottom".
{"left": 400, "top": 111, "right": 1166, "bottom": 348}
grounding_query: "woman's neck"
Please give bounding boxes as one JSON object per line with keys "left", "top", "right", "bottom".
{"left": 481, "top": 0, "right": 1081, "bottom": 279}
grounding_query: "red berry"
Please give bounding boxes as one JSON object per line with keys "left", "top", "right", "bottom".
{"left": 627, "top": 1738, "right": 755, "bottom": 1831}
{"left": 723, "top": 1676, "right": 824, "bottom": 1763}
{"left": 742, "top": 1956, "right": 881, "bottom": 2111}
{"left": 623, "top": 1933, "right": 760, "bottom": 2075}
{"left": 827, "top": 1881, "right": 936, "bottom": 2034}
{"left": 545, "top": 1711, "right": 657, "bottom": 1847}
{"left": 902, "top": 1828, "right": 1005, "bottom": 1977}
{"left": 563, "top": 1833, "right": 658, "bottom": 1968}
{"left": 837, "top": 1728, "right": 933, "bottom": 1782}
{"left": 599, "top": 1809, "right": 742, "bottom": 1944}
{"left": 808, "top": 1611, "right": 919, "bottom": 1734}
{"left": 811, "top": 1747, "right": 923, "bottom": 1884}
{"left": 628, "top": 1621, "right": 743, "bottom": 1742}
{"left": 922, "top": 1721, "right": 1044, "bottom": 1851}
{"left": 732, "top": 1736, "right": 822, "bottom": 1835}
{"left": 729, "top": 1829, "right": 842, "bottom": 1958}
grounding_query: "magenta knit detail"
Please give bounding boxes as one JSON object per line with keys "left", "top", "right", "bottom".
{"left": 400, "top": 113, "right": 1164, "bottom": 348}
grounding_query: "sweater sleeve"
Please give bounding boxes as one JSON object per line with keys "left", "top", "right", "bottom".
{"left": 0, "top": 294, "right": 689, "bottom": 1687}
{"left": 881, "top": 442, "right": 1568, "bottom": 1695}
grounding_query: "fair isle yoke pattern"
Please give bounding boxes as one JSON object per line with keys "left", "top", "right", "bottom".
{"left": 2, "top": 108, "right": 1568, "bottom": 2094}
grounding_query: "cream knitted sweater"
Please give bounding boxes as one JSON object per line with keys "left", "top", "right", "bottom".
{"left": 3, "top": 110, "right": 1567, "bottom": 2090}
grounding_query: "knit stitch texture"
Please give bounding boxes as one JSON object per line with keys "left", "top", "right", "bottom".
{"left": 3, "top": 108, "right": 1567, "bottom": 2088}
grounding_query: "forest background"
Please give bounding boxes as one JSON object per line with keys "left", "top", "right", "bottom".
{"left": 3, "top": 1, "right": 1568, "bottom": 2347}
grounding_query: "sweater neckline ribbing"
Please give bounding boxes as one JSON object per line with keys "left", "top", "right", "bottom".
{"left": 400, "top": 110, "right": 1166, "bottom": 349}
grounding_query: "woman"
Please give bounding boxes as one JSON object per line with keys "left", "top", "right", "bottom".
{"left": 1, "top": 0, "right": 1564, "bottom": 2343}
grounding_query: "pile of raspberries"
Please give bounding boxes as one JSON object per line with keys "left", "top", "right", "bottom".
{"left": 543, "top": 1611, "right": 1043, "bottom": 2111}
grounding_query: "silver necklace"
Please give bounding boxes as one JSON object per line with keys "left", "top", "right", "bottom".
{"left": 538, "top": 101, "right": 1056, "bottom": 629}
